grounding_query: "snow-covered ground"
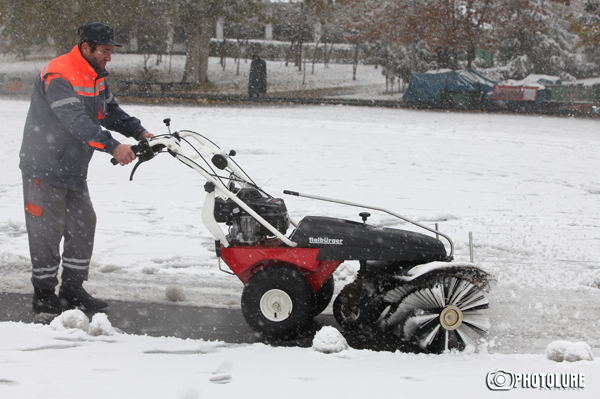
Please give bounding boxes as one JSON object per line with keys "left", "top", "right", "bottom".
{"left": 1, "top": 98, "right": 600, "bottom": 397}
{"left": 0, "top": 52, "right": 393, "bottom": 99}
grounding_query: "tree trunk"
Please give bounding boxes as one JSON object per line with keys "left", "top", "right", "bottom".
{"left": 327, "top": 43, "right": 334, "bottom": 68}
{"left": 285, "top": 41, "right": 294, "bottom": 67}
{"left": 297, "top": 37, "right": 303, "bottom": 71}
{"left": 198, "top": 18, "right": 212, "bottom": 84}
{"left": 352, "top": 42, "right": 360, "bottom": 81}
{"left": 466, "top": 46, "right": 474, "bottom": 69}
{"left": 323, "top": 37, "right": 328, "bottom": 67}
{"left": 183, "top": 23, "right": 201, "bottom": 84}
{"left": 452, "top": 47, "right": 459, "bottom": 70}
{"left": 182, "top": 19, "right": 213, "bottom": 85}
{"left": 302, "top": 46, "right": 307, "bottom": 85}
{"left": 312, "top": 38, "right": 321, "bottom": 74}
{"left": 220, "top": 39, "right": 227, "bottom": 71}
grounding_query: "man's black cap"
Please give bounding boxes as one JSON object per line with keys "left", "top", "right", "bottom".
{"left": 77, "top": 22, "right": 123, "bottom": 47}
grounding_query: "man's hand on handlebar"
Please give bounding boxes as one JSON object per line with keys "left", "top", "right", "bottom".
{"left": 140, "top": 131, "right": 155, "bottom": 140}
{"left": 113, "top": 144, "right": 136, "bottom": 166}
{"left": 112, "top": 132, "right": 156, "bottom": 166}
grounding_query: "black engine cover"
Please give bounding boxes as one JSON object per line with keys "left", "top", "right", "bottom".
{"left": 214, "top": 188, "right": 289, "bottom": 237}
{"left": 289, "top": 216, "right": 448, "bottom": 265}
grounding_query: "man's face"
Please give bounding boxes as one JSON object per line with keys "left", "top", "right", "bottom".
{"left": 81, "top": 43, "right": 113, "bottom": 71}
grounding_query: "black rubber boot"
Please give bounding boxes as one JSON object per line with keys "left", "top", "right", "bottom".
{"left": 59, "top": 285, "right": 108, "bottom": 311}
{"left": 32, "top": 288, "right": 71, "bottom": 314}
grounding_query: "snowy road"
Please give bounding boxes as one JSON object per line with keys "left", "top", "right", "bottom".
{"left": 1, "top": 99, "right": 600, "bottom": 356}
{"left": 0, "top": 292, "right": 338, "bottom": 345}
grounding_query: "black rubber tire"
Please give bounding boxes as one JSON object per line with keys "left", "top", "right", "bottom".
{"left": 333, "top": 280, "right": 382, "bottom": 331}
{"left": 313, "top": 275, "right": 335, "bottom": 317}
{"left": 241, "top": 265, "right": 316, "bottom": 339}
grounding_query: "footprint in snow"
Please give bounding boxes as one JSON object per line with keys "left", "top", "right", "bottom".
{"left": 210, "top": 362, "right": 232, "bottom": 384}
{"left": 209, "top": 374, "right": 232, "bottom": 384}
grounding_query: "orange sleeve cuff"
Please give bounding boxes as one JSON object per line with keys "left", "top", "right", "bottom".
{"left": 25, "top": 202, "right": 43, "bottom": 217}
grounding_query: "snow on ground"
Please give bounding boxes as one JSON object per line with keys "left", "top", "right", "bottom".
{"left": 1, "top": 98, "right": 600, "bottom": 397}
{"left": 0, "top": 53, "right": 392, "bottom": 98}
{"left": 1, "top": 315, "right": 598, "bottom": 398}
{"left": 108, "top": 53, "right": 388, "bottom": 95}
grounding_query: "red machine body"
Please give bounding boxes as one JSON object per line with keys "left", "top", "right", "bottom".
{"left": 220, "top": 241, "right": 342, "bottom": 291}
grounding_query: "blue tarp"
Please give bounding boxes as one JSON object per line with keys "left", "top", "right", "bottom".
{"left": 403, "top": 69, "right": 498, "bottom": 104}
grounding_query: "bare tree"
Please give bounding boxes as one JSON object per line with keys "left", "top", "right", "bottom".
{"left": 177, "top": 0, "right": 264, "bottom": 85}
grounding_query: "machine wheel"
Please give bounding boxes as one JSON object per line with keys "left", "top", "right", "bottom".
{"left": 241, "top": 265, "right": 316, "bottom": 339}
{"left": 333, "top": 280, "right": 383, "bottom": 331}
{"left": 386, "top": 276, "right": 490, "bottom": 353}
{"left": 313, "top": 275, "right": 335, "bottom": 317}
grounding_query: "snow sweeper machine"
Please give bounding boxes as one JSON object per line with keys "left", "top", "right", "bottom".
{"left": 115, "top": 119, "right": 492, "bottom": 353}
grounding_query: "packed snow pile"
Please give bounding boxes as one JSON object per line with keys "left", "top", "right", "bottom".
{"left": 49, "top": 309, "right": 90, "bottom": 332}
{"left": 49, "top": 309, "right": 116, "bottom": 336}
{"left": 546, "top": 340, "right": 594, "bottom": 362}
{"left": 312, "top": 326, "right": 348, "bottom": 354}
{"left": 88, "top": 312, "right": 117, "bottom": 336}
{"left": 165, "top": 284, "right": 186, "bottom": 302}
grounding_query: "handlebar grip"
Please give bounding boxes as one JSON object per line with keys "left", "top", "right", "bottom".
{"left": 131, "top": 143, "right": 142, "bottom": 153}
{"left": 110, "top": 143, "right": 144, "bottom": 165}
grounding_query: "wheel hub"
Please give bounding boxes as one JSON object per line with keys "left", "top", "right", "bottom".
{"left": 439, "top": 305, "right": 463, "bottom": 330}
{"left": 260, "top": 289, "right": 293, "bottom": 322}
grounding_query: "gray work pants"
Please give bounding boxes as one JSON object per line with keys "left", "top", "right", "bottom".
{"left": 22, "top": 173, "right": 96, "bottom": 290}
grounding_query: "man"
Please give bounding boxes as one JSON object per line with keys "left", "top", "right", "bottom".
{"left": 19, "top": 22, "right": 153, "bottom": 314}
{"left": 248, "top": 52, "right": 267, "bottom": 98}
